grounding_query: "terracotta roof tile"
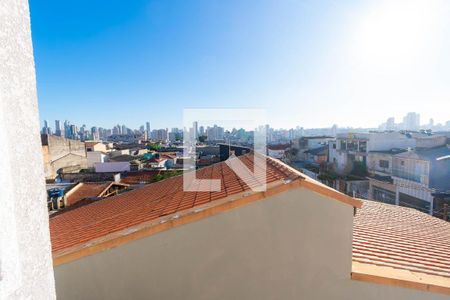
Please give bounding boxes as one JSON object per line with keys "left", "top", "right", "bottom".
{"left": 65, "top": 182, "right": 112, "bottom": 206}
{"left": 353, "top": 200, "right": 450, "bottom": 279}
{"left": 50, "top": 155, "right": 301, "bottom": 253}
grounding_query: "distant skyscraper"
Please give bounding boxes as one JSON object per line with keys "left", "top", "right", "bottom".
{"left": 121, "top": 125, "right": 127, "bottom": 136}
{"left": 55, "top": 120, "right": 63, "bottom": 136}
{"left": 206, "top": 125, "right": 224, "bottom": 141}
{"left": 193, "top": 121, "right": 198, "bottom": 139}
{"left": 386, "top": 117, "right": 395, "bottom": 131}
{"left": 331, "top": 124, "right": 338, "bottom": 137}
{"left": 70, "top": 124, "right": 77, "bottom": 139}
{"left": 64, "top": 120, "right": 71, "bottom": 138}
{"left": 146, "top": 122, "right": 150, "bottom": 136}
{"left": 402, "top": 112, "right": 420, "bottom": 131}
{"left": 41, "top": 120, "right": 52, "bottom": 135}
{"left": 91, "top": 126, "right": 99, "bottom": 140}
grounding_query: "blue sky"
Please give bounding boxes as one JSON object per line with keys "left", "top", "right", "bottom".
{"left": 30, "top": 0, "right": 450, "bottom": 130}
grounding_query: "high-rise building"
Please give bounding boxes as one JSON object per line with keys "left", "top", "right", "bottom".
{"left": 55, "top": 120, "right": 63, "bottom": 137}
{"left": 193, "top": 121, "right": 198, "bottom": 139}
{"left": 42, "top": 120, "right": 51, "bottom": 135}
{"left": 91, "top": 126, "right": 99, "bottom": 141}
{"left": 402, "top": 112, "right": 420, "bottom": 131}
{"left": 386, "top": 117, "right": 395, "bottom": 130}
{"left": 70, "top": 125, "right": 77, "bottom": 140}
{"left": 331, "top": 124, "right": 338, "bottom": 137}
{"left": 206, "top": 125, "right": 224, "bottom": 141}
{"left": 64, "top": 120, "right": 71, "bottom": 138}
{"left": 146, "top": 122, "right": 150, "bottom": 137}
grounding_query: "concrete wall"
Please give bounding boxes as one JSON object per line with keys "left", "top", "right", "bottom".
{"left": 94, "top": 162, "right": 130, "bottom": 173}
{"left": 87, "top": 151, "right": 108, "bottom": 167}
{"left": 42, "top": 134, "right": 88, "bottom": 179}
{"left": 0, "top": 0, "right": 56, "bottom": 298}
{"left": 54, "top": 188, "right": 447, "bottom": 300}
{"left": 368, "top": 132, "right": 416, "bottom": 152}
{"left": 42, "top": 134, "right": 86, "bottom": 161}
{"left": 416, "top": 135, "right": 447, "bottom": 149}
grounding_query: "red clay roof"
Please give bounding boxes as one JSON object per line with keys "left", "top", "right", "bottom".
{"left": 65, "top": 182, "right": 112, "bottom": 206}
{"left": 353, "top": 200, "right": 450, "bottom": 291}
{"left": 120, "top": 170, "right": 161, "bottom": 184}
{"left": 50, "top": 155, "right": 303, "bottom": 253}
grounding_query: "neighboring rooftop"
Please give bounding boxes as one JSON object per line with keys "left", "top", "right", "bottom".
{"left": 304, "top": 145, "right": 328, "bottom": 155}
{"left": 63, "top": 181, "right": 129, "bottom": 207}
{"left": 120, "top": 170, "right": 161, "bottom": 185}
{"left": 353, "top": 200, "right": 450, "bottom": 293}
{"left": 369, "top": 148, "right": 407, "bottom": 155}
{"left": 109, "top": 154, "right": 135, "bottom": 162}
{"left": 267, "top": 144, "right": 291, "bottom": 150}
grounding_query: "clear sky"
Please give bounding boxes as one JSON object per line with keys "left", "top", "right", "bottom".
{"left": 30, "top": 0, "right": 450, "bottom": 130}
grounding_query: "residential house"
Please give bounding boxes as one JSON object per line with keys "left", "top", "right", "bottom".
{"left": 303, "top": 145, "right": 328, "bottom": 164}
{"left": 267, "top": 144, "right": 290, "bottom": 159}
{"left": 329, "top": 132, "right": 417, "bottom": 174}
{"left": 85, "top": 141, "right": 108, "bottom": 153}
{"left": 291, "top": 136, "right": 334, "bottom": 161}
{"left": 367, "top": 143, "right": 450, "bottom": 215}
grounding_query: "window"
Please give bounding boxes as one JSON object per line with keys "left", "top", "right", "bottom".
{"left": 359, "top": 141, "right": 367, "bottom": 152}
{"left": 400, "top": 160, "right": 405, "bottom": 166}
{"left": 379, "top": 160, "right": 389, "bottom": 168}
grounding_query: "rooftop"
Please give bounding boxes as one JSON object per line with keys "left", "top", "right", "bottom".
{"left": 369, "top": 148, "right": 407, "bottom": 155}
{"left": 353, "top": 200, "right": 450, "bottom": 293}
{"left": 64, "top": 182, "right": 113, "bottom": 206}
{"left": 65, "top": 181, "right": 128, "bottom": 206}
{"left": 267, "top": 144, "right": 291, "bottom": 150}
{"left": 48, "top": 155, "right": 450, "bottom": 294}
{"left": 50, "top": 154, "right": 358, "bottom": 261}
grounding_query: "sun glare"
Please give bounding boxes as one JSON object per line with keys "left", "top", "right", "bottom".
{"left": 352, "top": 0, "right": 446, "bottom": 69}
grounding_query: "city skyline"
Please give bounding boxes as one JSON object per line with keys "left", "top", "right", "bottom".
{"left": 41, "top": 111, "right": 450, "bottom": 135}
{"left": 31, "top": 0, "right": 450, "bottom": 129}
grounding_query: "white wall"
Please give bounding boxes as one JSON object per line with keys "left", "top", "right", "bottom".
{"left": 368, "top": 132, "right": 416, "bottom": 152}
{"left": 87, "top": 151, "right": 107, "bottom": 167}
{"left": 0, "top": 0, "right": 56, "bottom": 298}
{"left": 95, "top": 162, "right": 130, "bottom": 173}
